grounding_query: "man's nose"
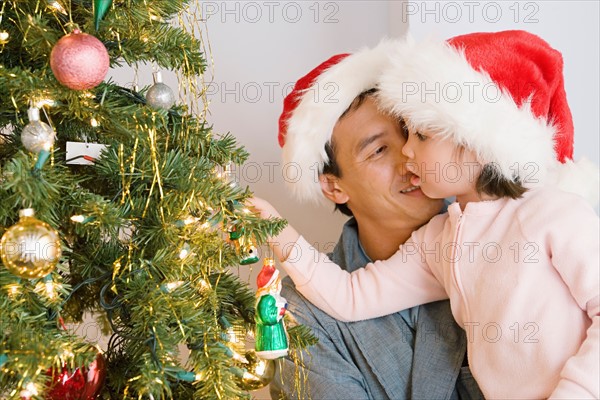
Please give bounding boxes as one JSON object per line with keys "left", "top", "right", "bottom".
{"left": 401, "top": 140, "right": 414, "bottom": 159}
{"left": 394, "top": 150, "right": 411, "bottom": 178}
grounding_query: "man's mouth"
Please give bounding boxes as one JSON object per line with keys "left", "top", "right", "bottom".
{"left": 400, "top": 185, "right": 420, "bottom": 194}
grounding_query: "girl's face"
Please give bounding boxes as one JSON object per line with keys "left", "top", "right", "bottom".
{"left": 401, "top": 126, "right": 484, "bottom": 205}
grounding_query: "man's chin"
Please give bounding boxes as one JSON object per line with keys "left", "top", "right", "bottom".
{"left": 399, "top": 193, "right": 445, "bottom": 217}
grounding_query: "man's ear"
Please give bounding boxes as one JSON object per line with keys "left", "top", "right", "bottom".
{"left": 319, "top": 174, "right": 350, "bottom": 204}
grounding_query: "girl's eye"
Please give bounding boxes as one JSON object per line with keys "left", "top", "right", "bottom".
{"left": 413, "top": 132, "right": 427, "bottom": 141}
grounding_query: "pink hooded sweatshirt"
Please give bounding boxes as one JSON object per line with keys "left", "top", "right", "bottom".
{"left": 282, "top": 188, "right": 599, "bottom": 399}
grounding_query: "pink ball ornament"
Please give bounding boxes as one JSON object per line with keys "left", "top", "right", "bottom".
{"left": 50, "top": 30, "right": 109, "bottom": 90}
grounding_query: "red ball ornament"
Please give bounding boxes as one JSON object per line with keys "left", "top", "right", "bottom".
{"left": 46, "top": 353, "right": 106, "bottom": 400}
{"left": 50, "top": 30, "right": 109, "bottom": 90}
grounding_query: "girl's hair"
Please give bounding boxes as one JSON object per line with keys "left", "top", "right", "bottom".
{"left": 453, "top": 142, "right": 527, "bottom": 200}
{"left": 476, "top": 163, "right": 527, "bottom": 199}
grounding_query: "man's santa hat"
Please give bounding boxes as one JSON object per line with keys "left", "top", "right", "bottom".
{"left": 377, "top": 30, "right": 599, "bottom": 206}
{"left": 278, "top": 40, "right": 398, "bottom": 203}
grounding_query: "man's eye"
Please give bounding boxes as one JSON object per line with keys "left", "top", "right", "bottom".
{"left": 374, "top": 146, "right": 387, "bottom": 155}
{"left": 368, "top": 146, "right": 387, "bottom": 159}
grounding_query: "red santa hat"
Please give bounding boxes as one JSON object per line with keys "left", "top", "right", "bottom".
{"left": 278, "top": 40, "right": 398, "bottom": 203}
{"left": 377, "top": 30, "right": 599, "bottom": 205}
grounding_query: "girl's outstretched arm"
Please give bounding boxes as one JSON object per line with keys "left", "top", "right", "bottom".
{"left": 248, "top": 196, "right": 447, "bottom": 322}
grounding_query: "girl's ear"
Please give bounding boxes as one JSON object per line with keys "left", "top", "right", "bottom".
{"left": 319, "top": 174, "right": 350, "bottom": 204}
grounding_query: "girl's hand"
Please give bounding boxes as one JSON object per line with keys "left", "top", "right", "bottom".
{"left": 246, "top": 197, "right": 282, "bottom": 220}
{"left": 246, "top": 197, "right": 300, "bottom": 262}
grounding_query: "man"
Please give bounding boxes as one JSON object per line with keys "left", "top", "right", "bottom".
{"left": 269, "top": 40, "right": 483, "bottom": 399}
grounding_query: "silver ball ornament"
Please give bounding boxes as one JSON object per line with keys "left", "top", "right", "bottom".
{"left": 146, "top": 72, "right": 175, "bottom": 109}
{"left": 21, "top": 108, "right": 56, "bottom": 153}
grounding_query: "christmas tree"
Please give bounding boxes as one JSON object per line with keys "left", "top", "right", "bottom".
{"left": 0, "top": 1, "right": 314, "bottom": 398}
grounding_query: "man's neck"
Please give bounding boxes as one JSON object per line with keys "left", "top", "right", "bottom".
{"left": 354, "top": 216, "right": 416, "bottom": 261}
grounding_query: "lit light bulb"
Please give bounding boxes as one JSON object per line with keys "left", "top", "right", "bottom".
{"left": 20, "top": 382, "right": 39, "bottom": 398}
{"left": 49, "top": 1, "right": 67, "bottom": 14}
{"left": 198, "top": 279, "right": 210, "bottom": 291}
{"left": 60, "top": 349, "right": 74, "bottom": 361}
{"left": 178, "top": 243, "right": 190, "bottom": 259}
{"left": 71, "top": 215, "right": 94, "bottom": 224}
{"left": 36, "top": 99, "right": 56, "bottom": 108}
{"left": 45, "top": 280, "right": 55, "bottom": 298}
{"left": 183, "top": 216, "right": 199, "bottom": 225}
{"left": 7, "top": 284, "right": 20, "bottom": 296}
{"left": 227, "top": 327, "right": 238, "bottom": 343}
{"left": 0, "top": 31, "right": 9, "bottom": 44}
{"left": 160, "top": 280, "right": 184, "bottom": 293}
{"left": 71, "top": 215, "right": 85, "bottom": 223}
{"left": 149, "top": 14, "right": 165, "bottom": 22}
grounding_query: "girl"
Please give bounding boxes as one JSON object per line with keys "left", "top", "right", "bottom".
{"left": 251, "top": 31, "right": 599, "bottom": 399}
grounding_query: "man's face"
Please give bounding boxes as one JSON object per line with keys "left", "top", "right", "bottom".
{"left": 326, "top": 96, "right": 444, "bottom": 229}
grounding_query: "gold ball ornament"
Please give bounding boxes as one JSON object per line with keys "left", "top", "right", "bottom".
{"left": 1, "top": 209, "right": 62, "bottom": 279}
{"left": 236, "top": 350, "right": 275, "bottom": 391}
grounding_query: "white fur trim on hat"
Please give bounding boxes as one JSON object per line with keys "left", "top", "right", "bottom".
{"left": 282, "top": 39, "right": 399, "bottom": 203}
{"left": 550, "top": 157, "right": 600, "bottom": 207}
{"left": 377, "top": 36, "right": 556, "bottom": 188}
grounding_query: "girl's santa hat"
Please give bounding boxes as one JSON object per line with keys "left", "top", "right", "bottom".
{"left": 278, "top": 40, "right": 398, "bottom": 203}
{"left": 377, "top": 30, "right": 598, "bottom": 206}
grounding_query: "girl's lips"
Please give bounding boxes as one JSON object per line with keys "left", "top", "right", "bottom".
{"left": 410, "top": 175, "right": 421, "bottom": 186}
